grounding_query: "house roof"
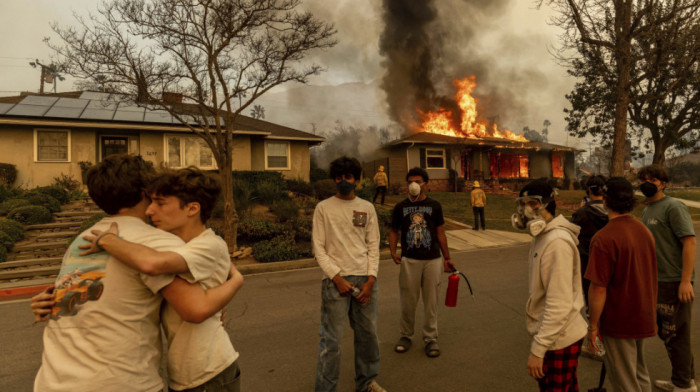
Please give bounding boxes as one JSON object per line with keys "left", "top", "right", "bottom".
{"left": 383, "top": 132, "right": 583, "bottom": 153}
{"left": 0, "top": 91, "right": 325, "bottom": 144}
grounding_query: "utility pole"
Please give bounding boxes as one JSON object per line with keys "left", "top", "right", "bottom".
{"left": 29, "top": 59, "right": 64, "bottom": 94}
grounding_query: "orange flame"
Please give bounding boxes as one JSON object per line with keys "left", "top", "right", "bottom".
{"left": 418, "top": 76, "right": 527, "bottom": 142}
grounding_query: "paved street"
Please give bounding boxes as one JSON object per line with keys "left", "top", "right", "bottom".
{"left": 2, "top": 235, "right": 699, "bottom": 391}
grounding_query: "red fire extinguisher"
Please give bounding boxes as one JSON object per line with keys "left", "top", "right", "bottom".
{"left": 445, "top": 269, "right": 474, "bottom": 307}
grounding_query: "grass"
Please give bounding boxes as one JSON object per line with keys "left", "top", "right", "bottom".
{"left": 383, "top": 191, "right": 700, "bottom": 232}
{"left": 666, "top": 189, "right": 700, "bottom": 202}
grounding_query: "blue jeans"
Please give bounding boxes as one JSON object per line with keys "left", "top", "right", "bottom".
{"left": 315, "top": 276, "right": 380, "bottom": 392}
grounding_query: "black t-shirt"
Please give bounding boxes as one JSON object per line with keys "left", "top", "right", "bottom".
{"left": 391, "top": 197, "right": 445, "bottom": 260}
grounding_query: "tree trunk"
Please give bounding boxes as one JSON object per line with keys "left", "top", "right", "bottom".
{"left": 219, "top": 153, "right": 239, "bottom": 253}
{"left": 652, "top": 142, "right": 667, "bottom": 165}
{"left": 610, "top": 0, "right": 633, "bottom": 177}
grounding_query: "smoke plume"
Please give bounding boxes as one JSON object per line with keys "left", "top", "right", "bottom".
{"left": 379, "top": 0, "right": 546, "bottom": 134}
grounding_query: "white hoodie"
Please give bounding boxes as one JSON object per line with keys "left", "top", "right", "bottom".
{"left": 526, "top": 215, "right": 587, "bottom": 357}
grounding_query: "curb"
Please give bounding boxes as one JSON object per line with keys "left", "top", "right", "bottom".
{"left": 0, "top": 284, "right": 53, "bottom": 302}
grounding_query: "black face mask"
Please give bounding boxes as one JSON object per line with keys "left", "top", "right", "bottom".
{"left": 336, "top": 180, "right": 355, "bottom": 196}
{"left": 640, "top": 182, "right": 658, "bottom": 198}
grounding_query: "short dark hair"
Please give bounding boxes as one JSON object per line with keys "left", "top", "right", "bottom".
{"left": 520, "top": 178, "right": 556, "bottom": 215}
{"left": 603, "top": 177, "right": 636, "bottom": 214}
{"left": 406, "top": 167, "right": 429, "bottom": 183}
{"left": 329, "top": 156, "right": 362, "bottom": 180}
{"left": 638, "top": 165, "right": 669, "bottom": 183}
{"left": 87, "top": 154, "right": 155, "bottom": 215}
{"left": 586, "top": 175, "right": 606, "bottom": 196}
{"left": 146, "top": 167, "right": 221, "bottom": 224}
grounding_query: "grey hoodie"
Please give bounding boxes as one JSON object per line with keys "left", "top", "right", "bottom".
{"left": 526, "top": 215, "right": 588, "bottom": 357}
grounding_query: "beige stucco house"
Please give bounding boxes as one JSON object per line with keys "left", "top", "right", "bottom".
{"left": 0, "top": 91, "right": 324, "bottom": 187}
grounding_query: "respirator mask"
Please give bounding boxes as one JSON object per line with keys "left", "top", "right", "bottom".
{"left": 408, "top": 182, "right": 422, "bottom": 197}
{"left": 511, "top": 196, "right": 548, "bottom": 237}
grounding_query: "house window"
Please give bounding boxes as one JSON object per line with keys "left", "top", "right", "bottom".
{"left": 266, "top": 141, "right": 290, "bottom": 170}
{"left": 425, "top": 149, "right": 445, "bottom": 169}
{"left": 35, "top": 129, "right": 70, "bottom": 162}
{"left": 166, "top": 135, "right": 215, "bottom": 169}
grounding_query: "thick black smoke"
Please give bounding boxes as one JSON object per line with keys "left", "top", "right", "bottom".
{"left": 379, "top": 0, "right": 535, "bottom": 134}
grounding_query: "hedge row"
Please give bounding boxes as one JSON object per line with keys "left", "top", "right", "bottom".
{"left": 0, "top": 218, "right": 24, "bottom": 263}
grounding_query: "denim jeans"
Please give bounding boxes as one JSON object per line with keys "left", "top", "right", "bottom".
{"left": 315, "top": 276, "right": 380, "bottom": 392}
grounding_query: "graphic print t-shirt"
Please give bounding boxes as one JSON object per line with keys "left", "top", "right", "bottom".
{"left": 34, "top": 216, "right": 183, "bottom": 392}
{"left": 391, "top": 197, "right": 444, "bottom": 260}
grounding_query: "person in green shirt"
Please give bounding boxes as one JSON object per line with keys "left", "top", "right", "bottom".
{"left": 638, "top": 165, "right": 697, "bottom": 392}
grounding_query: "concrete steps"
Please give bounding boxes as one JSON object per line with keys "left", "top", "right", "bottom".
{"left": 0, "top": 199, "right": 104, "bottom": 285}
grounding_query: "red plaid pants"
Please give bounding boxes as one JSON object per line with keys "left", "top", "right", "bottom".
{"left": 537, "top": 339, "right": 583, "bottom": 392}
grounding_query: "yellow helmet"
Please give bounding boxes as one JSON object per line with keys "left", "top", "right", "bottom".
{"left": 473, "top": 181, "right": 480, "bottom": 188}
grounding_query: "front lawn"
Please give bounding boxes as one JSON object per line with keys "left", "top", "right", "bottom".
{"left": 383, "top": 190, "right": 700, "bottom": 232}
{"left": 666, "top": 189, "right": 700, "bottom": 202}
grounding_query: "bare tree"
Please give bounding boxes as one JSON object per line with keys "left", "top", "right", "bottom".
{"left": 47, "top": 0, "right": 337, "bottom": 250}
{"left": 540, "top": 0, "right": 698, "bottom": 175}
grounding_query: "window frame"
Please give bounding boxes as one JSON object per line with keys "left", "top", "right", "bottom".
{"left": 425, "top": 148, "right": 446, "bottom": 169}
{"left": 34, "top": 128, "right": 71, "bottom": 163}
{"left": 264, "top": 140, "right": 291, "bottom": 170}
{"left": 164, "top": 134, "right": 217, "bottom": 170}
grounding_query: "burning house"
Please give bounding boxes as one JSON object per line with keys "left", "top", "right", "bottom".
{"left": 367, "top": 76, "right": 581, "bottom": 191}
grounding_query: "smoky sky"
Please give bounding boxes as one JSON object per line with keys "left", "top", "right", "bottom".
{"left": 379, "top": 0, "right": 550, "bottom": 134}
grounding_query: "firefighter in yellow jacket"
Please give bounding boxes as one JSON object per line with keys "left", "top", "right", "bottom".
{"left": 470, "top": 181, "right": 486, "bottom": 230}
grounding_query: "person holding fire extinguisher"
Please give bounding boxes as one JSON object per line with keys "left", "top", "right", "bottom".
{"left": 389, "top": 167, "right": 455, "bottom": 359}
{"left": 512, "top": 179, "right": 587, "bottom": 392}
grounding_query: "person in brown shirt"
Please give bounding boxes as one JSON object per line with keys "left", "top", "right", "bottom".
{"left": 585, "top": 177, "right": 657, "bottom": 392}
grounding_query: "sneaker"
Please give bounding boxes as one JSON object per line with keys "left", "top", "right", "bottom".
{"left": 359, "top": 380, "right": 387, "bottom": 392}
{"left": 654, "top": 379, "right": 697, "bottom": 392}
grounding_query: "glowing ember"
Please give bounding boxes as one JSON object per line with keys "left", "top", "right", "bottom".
{"left": 418, "top": 76, "right": 527, "bottom": 142}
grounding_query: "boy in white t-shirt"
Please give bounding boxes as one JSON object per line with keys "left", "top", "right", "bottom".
{"left": 30, "top": 155, "right": 241, "bottom": 392}
{"left": 76, "top": 167, "right": 244, "bottom": 391}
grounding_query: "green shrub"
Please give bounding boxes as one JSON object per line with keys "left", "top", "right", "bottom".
{"left": 52, "top": 173, "right": 81, "bottom": 191}
{"left": 255, "top": 179, "right": 288, "bottom": 205}
{"left": 287, "top": 216, "right": 312, "bottom": 242}
{"left": 355, "top": 178, "right": 376, "bottom": 202}
{"left": 285, "top": 179, "right": 314, "bottom": 197}
{"left": 69, "top": 189, "right": 89, "bottom": 200}
{"left": 313, "top": 179, "right": 337, "bottom": 200}
{"left": 34, "top": 185, "right": 70, "bottom": 204}
{"left": 0, "top": 199, "right": 31, "bottom": 215}
{"left": 0, "top": 244, "right": 6, "bottom": 263}
{"left": 8, "top": 205, "right": 52, "bottom": 225}
{"left": 232, "top": 170, "right": 286, "bottom": 187}
{"left": 232, "top": 179, "right": 255, "bottom": 216}
{"left": 0, "top": 163, "right": 17, "bottom": 186}
{"left": 310, "top": 167, "right": 328, "bottom": 183}
{"left": 253, "top": 235, "right": 310, "bottom": 263}
{"left": 0, "top": 230, "right": 14, "bottom": 251}
{"left": 0, "top": 218, "right": 25, "bottom": 241}
{"left": 269, "top": 199, "right": 299, "bottom": 222}
{"left": 237, "top": 218, "right": 286, "bottom": 243}
{"left": 0, "top": 184, "right": 12, "bottom": 203}
{"left": 24, "top": 192, "right": 61, "bottom": 213}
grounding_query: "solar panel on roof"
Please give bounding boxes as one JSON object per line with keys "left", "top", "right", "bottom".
{"left": 113, "top": 105, "right": 145, "bottom": 122}
{"left": 6, "top": 104, "right": 51, "bottom": 117}
{"left": 21, "top": 95, "right": 59, "bottom": 105}
{"left": 144, "top": 110, "right": 174, "bottom": 123}
{"left": 86, "top": 99, "right": 118, "bottom": 109}
{"left": 79, "top": 91, "right": 113, "bottom": 100}
{"left": 0, "top": 103, "right": 14, "bottom": 115}
{"left": 81, "top": 108, "right": 116, "bottom": 120}
{"left": 45, "top": 106, "right": 87, "bottom": 119}
{"left": 54, "top": 98, "right": 89, "bottom": 109}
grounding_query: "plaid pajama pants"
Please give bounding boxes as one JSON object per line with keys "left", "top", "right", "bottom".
{"left": 537, "top": 339, "right": 583, "bottom": 392}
